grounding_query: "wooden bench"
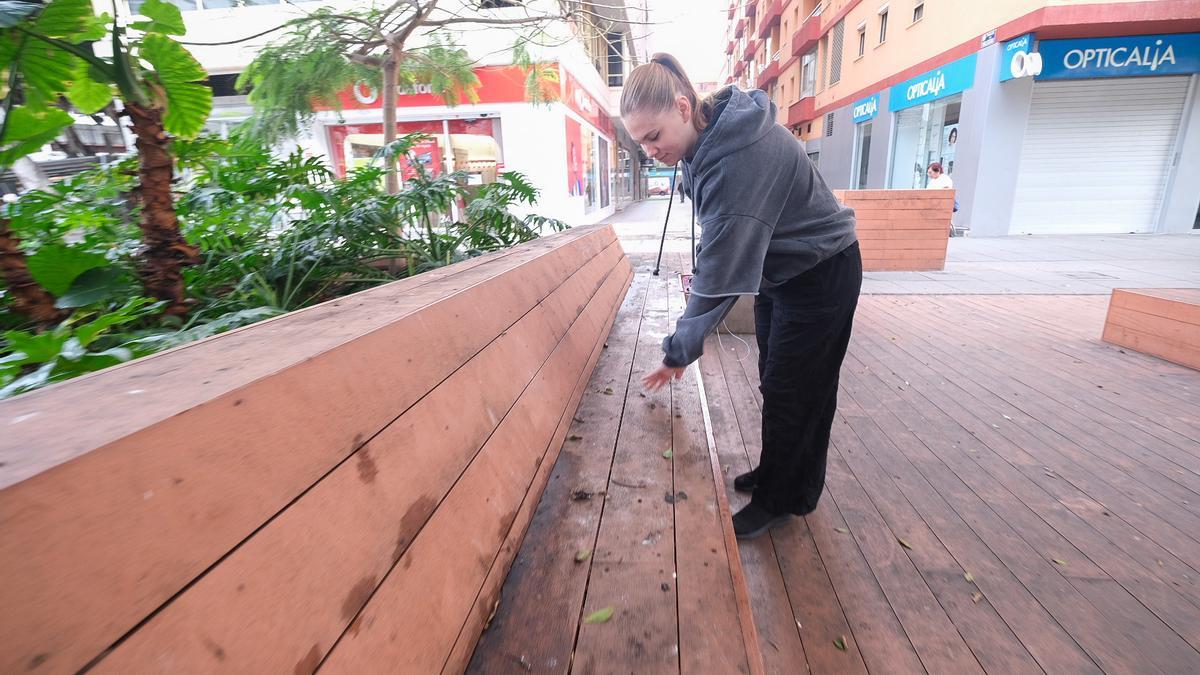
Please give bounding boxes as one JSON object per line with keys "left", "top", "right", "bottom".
{"left": 834, "top": 189, "right": 954, "bottom": 272}
{"left": 1102, "top": 288, "right": 1200, "bottom": 371}
{"left": 0, "top": 224, "right": 630, "bottom": 673}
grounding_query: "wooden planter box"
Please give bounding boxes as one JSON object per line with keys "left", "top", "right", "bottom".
{"left": 0, "top": 225, "right": 630, "bottom": 674}
{"left": 1102, "top": 288, "right": 1200, "bottom": 371}
{"left": 834, "top": 189, "right": 953, "bottom": 272}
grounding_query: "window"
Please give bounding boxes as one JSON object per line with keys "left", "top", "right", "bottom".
{"left": 824, "top": 112, "right": 835, "bottom": 137}
{"left": 606, "top": 32, "right": 624, "bottom": 86}
{"left": 912, "top": 1, "right": 924, "bottom": 23}
{"left": 801, "top": 50, "right": 816, "bottom": 97}
{"left": 879, "top": 6, "right": 889, "bottom": 43}
{"left": 857, "top": 22, "right": 866, "bottom": 57}
{"left": 829, "top": 20, "right": 844, "bottom": 84}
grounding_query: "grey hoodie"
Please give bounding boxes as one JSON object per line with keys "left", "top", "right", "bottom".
{"left": 662, "top": 86, "right": 857, "bottom": 367}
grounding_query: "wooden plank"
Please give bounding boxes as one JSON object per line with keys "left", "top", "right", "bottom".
{"left": 1110, "top": 289, "right": 1200, "bottom": 325}
{"left": 696, "top": 344, "right": 812, "bottom": 674}
{"left": 87, "top": 242, "right": 629, "bottom": 673}
{"left": 855, "top": 217, "right": 952, "bottom": 230}
{"left": 853, "top": 228, "right": 951, "bottom": 241}
{"left": 841, "top": 189, "right": 955, "bottom": 201}
{"left": 570, "top": 269, "right": 680, "bottom": 673}
{"left": 0, "top": 227, "right": 617, "bottom": 675}
{"left": 0, "top": 224, "right": 604, "bottom": 487}
{"left": 862, "top": 260, "right": 946, "bottom": 272}
{"left": 835, "top": 363, "right": 1097, "bottom": 673}
{"left": 860, "top": 248, "right": 949, "bottom": 261}
{"left": 850, "top": 299, "right": 1200, "bottom": 672}
{"left": 444, "top": 263, "right": 634, "bottom": 674}
{"left": 1102, "top": 325, "right": 1200, "bottom": 371}
{"left": 1105, "top": 311, "right": 1200, "bottom": 349}
{"left": 667, "top": 271, "right": 756, "bottom": 675}
{"left": 732, "top": 343, "right": 971, "bottom": 675}
{"left": 466, "top": 268, "right": 650, "bottom": 673}
{"left": 318, "top": 251, "right": 632, "bottom": 673}
{"left": 717, "top": 341, "right": 922, "bottom": 675}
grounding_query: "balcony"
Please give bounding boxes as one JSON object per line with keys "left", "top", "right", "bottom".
{"left": 734, "top": 60, "right": 746, "bottom": 77}
{"left": 744, "top": 0, "right": 757, "bottom": 17}
{"left": 734, "top": 18, "right": 746, "bottom": 38}
{"left": 791, "top": 14, "right": 821, "bottom": 57}
{"left": 756, "top": 58, "right": 781, "bottom": 89}
{"left": 786, "top": 96, "right": 815, "bottom": 127}
{"left": 726, "top": 39, "right": 735, "bottom": 55}
{"left": 742, "top": 38, "right": 758, "bottom": 62}
{"left": 727, "top": 1, "right": 735, "bottom": 20}
{"left": 757, "top": 0, "right": 784, "bottom": 39}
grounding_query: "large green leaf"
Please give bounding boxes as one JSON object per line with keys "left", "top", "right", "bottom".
{"left": 24, "top": 244, "right": 109, "bottom": 295}
{"left": 139, "top": 33, "right": 210, "bottom": 137}
{"left": 130, "top": 0, "right": 184, "bottom": 36}
{"left": 0, "top": 105, "right": 72, "bottom": 166}
{"left": 13, "top": 38, "right": 76, "bottom": 101}
{"left": 0, "top": 0, "right": 43, "bottom": 28}
{"left": 53, "top": 265, "right": 126, "bottom": 308}
{"left": 65, "top": 59, "right": 112, "bottom": 113}
{"left": 31, "top": 0, "right": 99, "bottom": 40}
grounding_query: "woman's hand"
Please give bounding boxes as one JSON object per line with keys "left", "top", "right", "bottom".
{"left": 642, "top": 364, "right": 686, "bottom": 392}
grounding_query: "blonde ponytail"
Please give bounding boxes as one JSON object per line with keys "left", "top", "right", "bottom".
{"left": 620, "top": 52, "right": 714, "bottom": 133}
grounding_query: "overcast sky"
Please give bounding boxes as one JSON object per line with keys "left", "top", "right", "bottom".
{"left": 636, "top": 0, "right": 729, "bottom": 84}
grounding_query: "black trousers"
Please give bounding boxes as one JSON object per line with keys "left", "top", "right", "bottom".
{"left": 752, "top": 242, "right": 862, "bottom": 515}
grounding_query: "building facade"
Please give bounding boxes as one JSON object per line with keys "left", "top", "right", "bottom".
{"left": 108, "top": 0, "right": 653, "bottom": 226}
{"left": 722, "top": 0, "right": 1200, "bottom": 235}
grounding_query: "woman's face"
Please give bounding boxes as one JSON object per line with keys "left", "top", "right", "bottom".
{"left": 927, "top": 166, "right": 940, "bottom": 180}
{"left": 623, "top": 96, "right": 700, "bottom": 166}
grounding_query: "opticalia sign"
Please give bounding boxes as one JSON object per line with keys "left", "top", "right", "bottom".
{"left": 889, "top": 54, "right": 977, "bottom": 112}
{"left": 851, "top": 93, "right": 879, "bottom": 124}
{"left": 999, "top": 33, "right": 1040, "bottom": 82}
{"left": 1037, "top": 33, "right": 1200, "bottom": 80}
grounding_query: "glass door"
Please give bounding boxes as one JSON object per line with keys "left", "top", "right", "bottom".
{"left": 888, "top": 95, "right": 962, "bottom": 188}
{"left": 851, "top": 121, "right": 872, "bottom": 189}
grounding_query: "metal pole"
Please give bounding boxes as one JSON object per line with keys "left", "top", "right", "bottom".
{"left": 652, "top": 162, "right": 679, "bottom": 276}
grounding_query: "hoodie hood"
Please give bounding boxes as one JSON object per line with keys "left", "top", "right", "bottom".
{"left": 687, "top": 86, "right": 778, "bottom": 171}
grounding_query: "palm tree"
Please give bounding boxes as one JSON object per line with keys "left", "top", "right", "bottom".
{"left": 3, "top": 0, "right": 212, "bottom": 316}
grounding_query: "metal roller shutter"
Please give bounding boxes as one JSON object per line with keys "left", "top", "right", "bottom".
{"left": 1011, "top": 76, "right": 1190, "bottom": 234}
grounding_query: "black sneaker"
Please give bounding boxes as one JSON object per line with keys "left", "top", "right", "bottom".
{"left": 733, "top": 502, "right": 792, "bottom": 540}
{"left": 733, "top": 467, "right": 759, "bottom": 492}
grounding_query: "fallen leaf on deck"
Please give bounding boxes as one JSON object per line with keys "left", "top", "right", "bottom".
{"left": 1052, "top": 558, "right": 1067, "bottom": 567}
{"left": 898, "top": 538, "right": 914, "bottom": 550}
{"left": 584, "top": 607, "right": 614, "bottom": 624}
{"left": 835, "top": 527, "right": 849, "bottom": 534}
{"left": 963, "top": 572, "right": 974, "bottom": 583}
{"left": 834, "top": 636, "right": 847, "bottom": 651}
{"left": 571, "top": 490, "right": 594, "bottom": 501}
{"left": 575, "top": 548, "right": 592, "bottom": 563}
{"left": 602, "top": 388, "right": 614, "bottom": 395}
{"left": 971, "top": 592, "right": 983, "bottom": 603}
{"left": 662, "top": 448, "right": 674, "bottom": 459}
{"left": 568, "top": 435, "right": 583, "bottom": 441}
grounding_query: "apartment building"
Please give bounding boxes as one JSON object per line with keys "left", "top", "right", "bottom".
{"left": 722, "top": 0, "right": 1200, "bottom": 235}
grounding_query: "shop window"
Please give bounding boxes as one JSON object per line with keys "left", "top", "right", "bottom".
{"left": 888, "top": 95, "right": 961, "bottom": 189}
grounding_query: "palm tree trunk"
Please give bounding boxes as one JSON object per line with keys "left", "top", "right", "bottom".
{"left": 125, "top": 102, "right": 199, "bottom": 317}
{"left": 381, "top": 56, "right": 400, "bottom": 195}
{"left": 0, "top": 216, "right": 65, "bottom": 326}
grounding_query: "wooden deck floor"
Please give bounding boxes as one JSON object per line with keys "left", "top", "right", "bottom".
{"left": 471, "top": 253, "right": 1200, "bottom": 674}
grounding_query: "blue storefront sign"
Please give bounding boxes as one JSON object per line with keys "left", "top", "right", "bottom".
{"left": 1000, "top": 33, "right": 1035, "bottom": 82}
{"left": 889, "top": 54, "right": 977, "bottom": 112}
{"left": 851, "top": 93, "right": 879, "bottom": 123}
{"left": 1037, "top": 33, "right": 1200, "bottom": 80}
